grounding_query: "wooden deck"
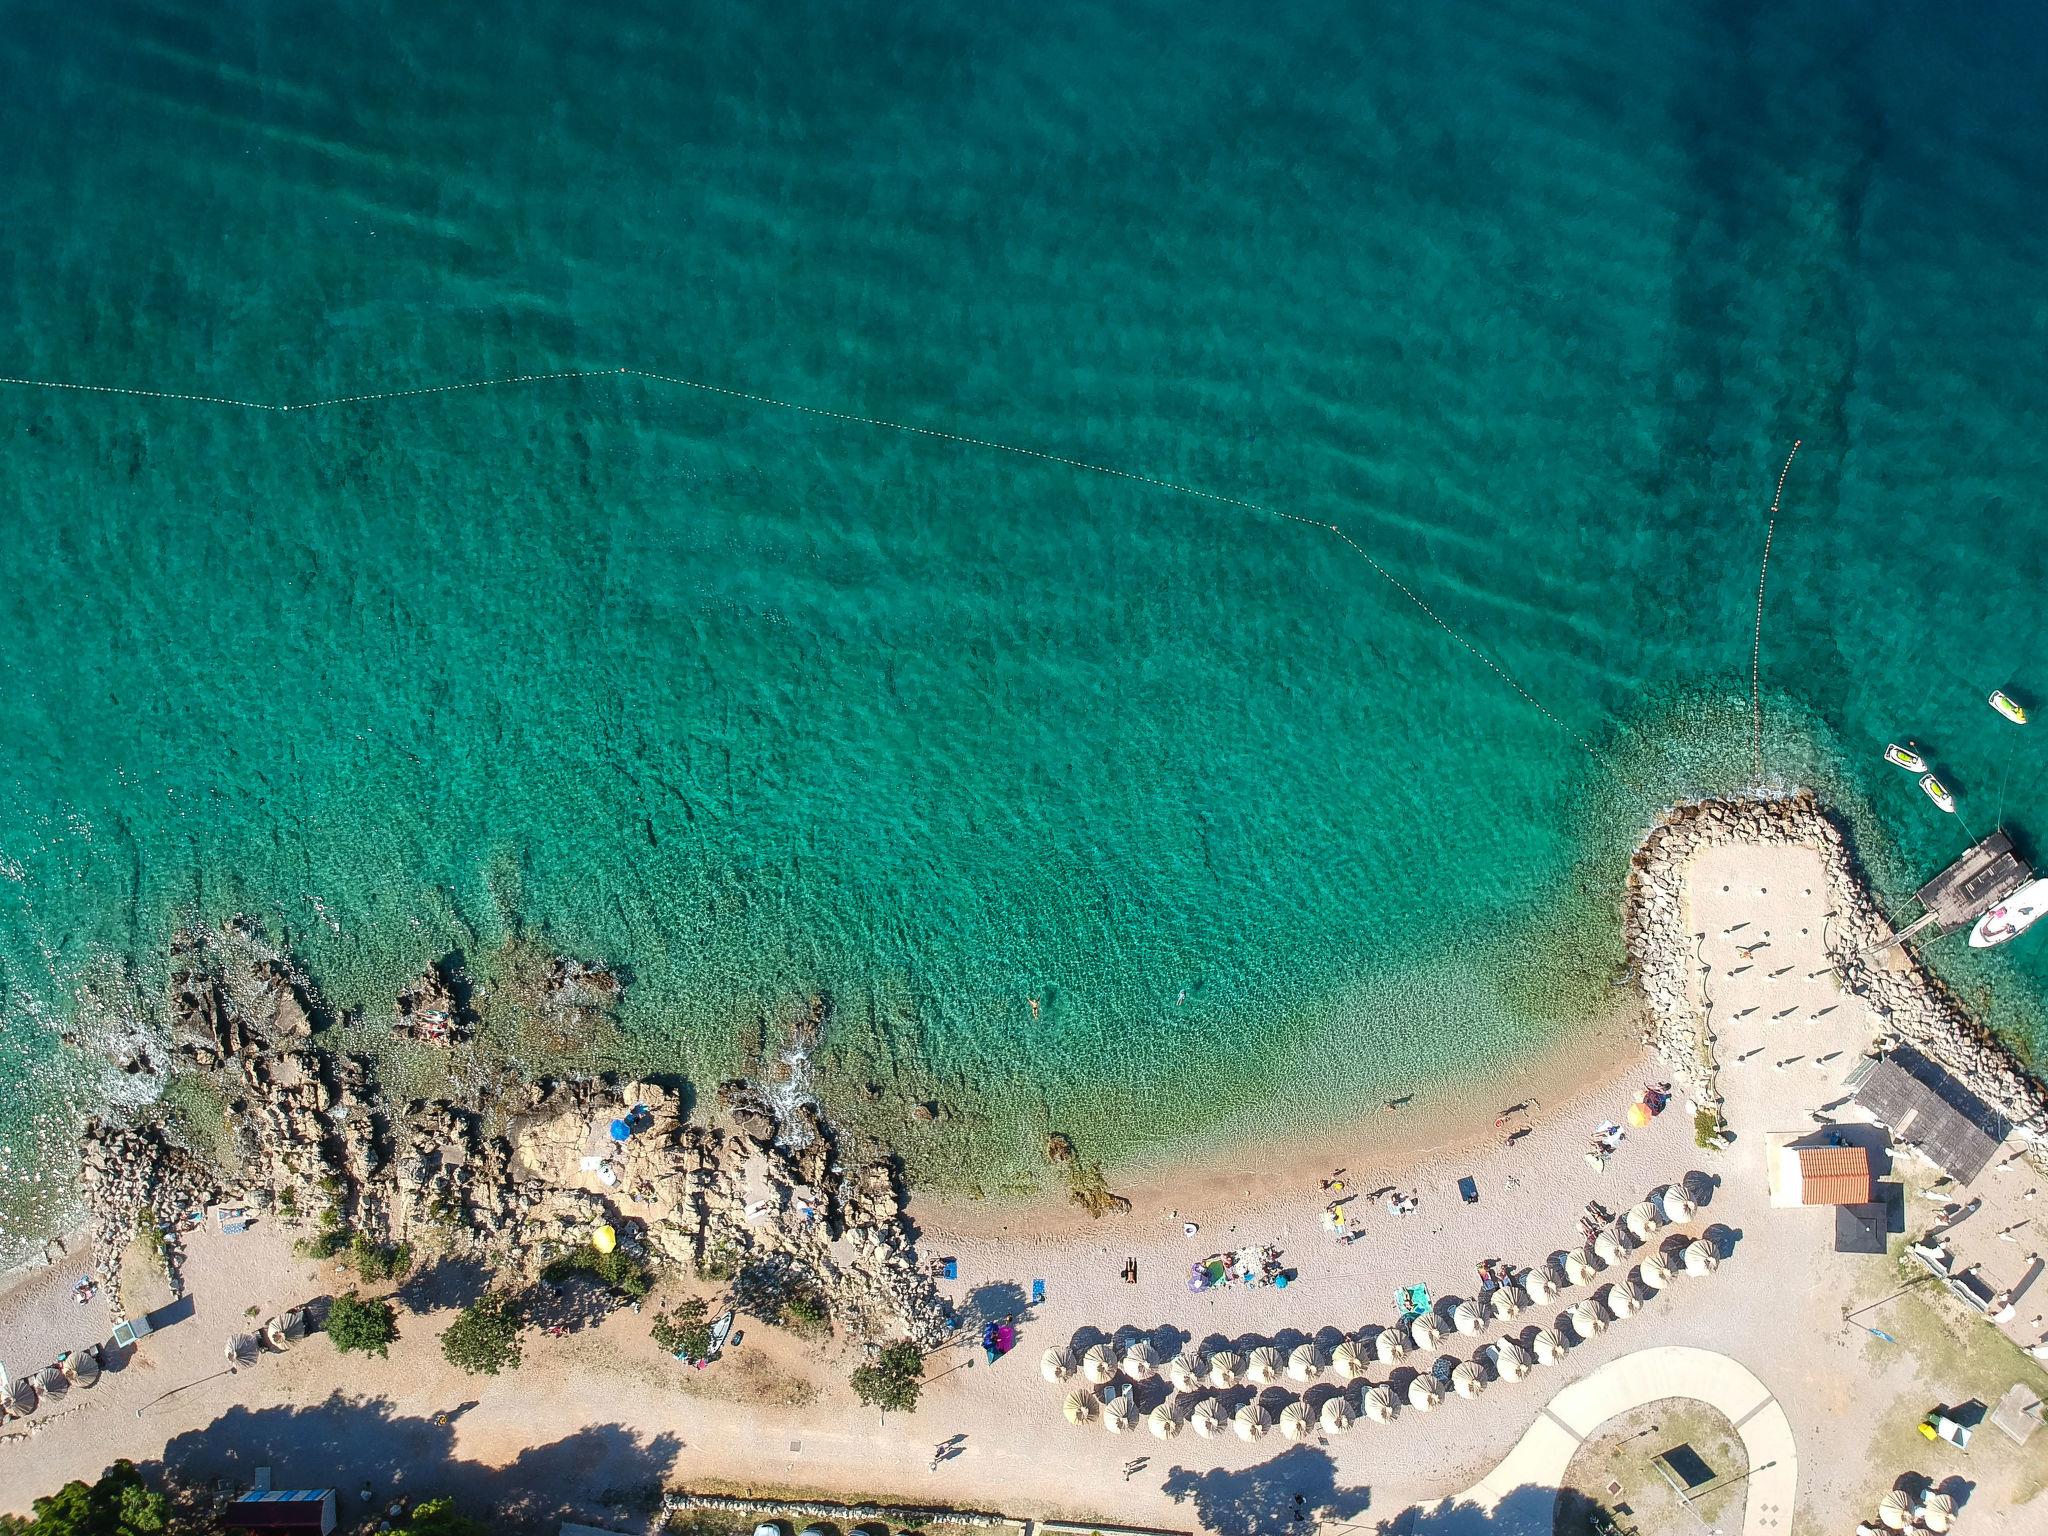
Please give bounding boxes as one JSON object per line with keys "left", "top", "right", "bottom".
{"left": 1913, "top": 830, "right": 2032, "bottom": 935}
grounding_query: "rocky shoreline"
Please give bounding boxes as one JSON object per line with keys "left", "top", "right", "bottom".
{"left": 76, "top": 924, "right": 951, "bottom": 1347}
{"left": 1623, "top": 789, "right": 2048, "bottom": 1137}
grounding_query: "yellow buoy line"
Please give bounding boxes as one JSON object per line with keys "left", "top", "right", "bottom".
{"left": 2, "top": 361, "right": 1626, "bottom": 782}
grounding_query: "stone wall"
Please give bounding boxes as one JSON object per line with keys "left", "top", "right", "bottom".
{"left": 1623, "top": 789, "right": 2048, "bottom": 1136}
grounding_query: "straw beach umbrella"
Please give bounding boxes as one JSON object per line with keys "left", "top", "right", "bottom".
{"left": 1637, "top": 1257, "right": 1673, "bottom": 1292}
{"left": 1279, "top": 1402, "right": 1314, "bottom": 1441}
{"left": 1287, "top": 1342, "right": 1325, "bottom": 1382}
{"left": 1190, "top": 1399, "right": 1227, "bottom": 1438}
{"left": 1082, "top": 1343, "right": 1121, "bottom": 1384}
{"left": 226, "top": 1333, "right": 261, "bottom": 1368}
{"left": 1564, "top": 1247, "right": 1599, "bottom": 1286}
{"left": 1452, "top": 1361, "right": 1487, "bottom": 1398}
{"left": 1532, "top": 1327, "right": 1567, "bottom": 1365}
{"left": 1566, "top": 1302, "right": 1607, "bottom": 1340}
{"left": 1331, "top": 1340, "right": 1369, "bottom": 1381}
{"left": 1121, "top": 1340, "right": 1158, "bottom": 1381}
{"left": 31, "top": 1366, "right": 65, "bottom": 1403}
{"left": 1625, "top": 1201, "right": 1664, "bottom": 1241}
{"left": 1064, "top": 1390, "right": 1101, "bottom": 1425}
{"left": 1525, "top": 1265, "right": 1558, "bottom": 1303}
{"left": 1489, "top": 1340, "right": 1532, "bottom": 1381}
{"left": 1451, "top": 1301, "right": 1484, "bottom": 1336}
{"left": 1362, "top": 1384, "right": 1396, "bottom": 1423}
{"left": 1490, "top": 1285, "right": 1523, "bottom": 1321}
{"left": 1104, "top": 1392, "right": 1137, "bottom": 1434}
{"left": 1246, "top": 1346, "right": 1284, "bottom": 1385}
{"left": 1409, "top": 1314, "right": 1440, "bottom": 1351}
{"left": 1593, "top": 1225, "right": 1630, "bottom": 1266}
{"left": 1876, "top": 1491, "right": 1911, "bottom": 1530}
{"left": 1147, "top": 1403, "right": 1184, "bottom": 1440}
{"left": 1661, "top": 1185, "right": 1697, "bottom": 1223}
{"left": 1406, "top": 1376, "right": 1442, "bottom": 1412}
{"left": 1207, "top": 1349, "right": 1246, "bottom": 1389}
{"left": 61, "top": 1347, "right": 100, "bottom": 1388}
{"left": 2, "top": 1377, "right": 34, "bottom": 1417}
{"left": 1373, "top": 1326, "right": 1408, "bottom": 1364}
{"left": 1607, "top": 1282, "right": 1641, "bottom": 1320}
{"left": 1320, "top": 1394, "right": 1356, "bottom": 1433}
{"left": 1232, "top": 1402, "right": 1272, "bottom": 1441}
{"left": 1683, "top": 1239, "right": 1719, "bottom": 1276}
{"left": 1168, "top": 1349, "right": 1207, "bottom": 1391}
{"left": 1920, "top": 1493, "right": 1955, "bottom": 1533}
{"left": 1042, "top": 1346, "right": 1078, "bottom": 1383}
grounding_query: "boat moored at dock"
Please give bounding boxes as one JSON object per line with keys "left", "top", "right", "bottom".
{"left": 1970, "top": 876, "right": 2048, "bottom": 948}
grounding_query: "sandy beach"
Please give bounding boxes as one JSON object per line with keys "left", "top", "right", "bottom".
{"left": 4, "top": 834, "right": 2046, "bottom": 1536}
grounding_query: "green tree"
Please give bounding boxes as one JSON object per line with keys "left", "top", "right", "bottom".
{"left": 325, "top": 1291, "right": 398, "bottom": 1357}
{"left": 650, "top": 1297, "right": 713, "bottom": 1358}
{"left": 14, "top": 1460, "right": 167, "bottom": 1534}
{"left": 345, "top": 1235, "right": 415, "bottom": 1283}
{"left": 849, "top": 1340, "right": 925, "bottom": 1414}
{"left": 394, "top": 1497, "right": 489, "bottom": 1536}
{"left": 440, "top": 1289, "right": 525, "bottom": 1376}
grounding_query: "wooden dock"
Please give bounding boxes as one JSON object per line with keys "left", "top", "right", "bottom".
{"left": 1877, "top": 830, "right": 2033, "bottom": 951}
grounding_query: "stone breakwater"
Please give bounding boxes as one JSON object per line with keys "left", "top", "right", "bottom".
{"left": 1624, "top": 790, "right": 2048, "bottom": 1136}
{"left": 76, "top": 922, "right": 951, "bottom": 1347}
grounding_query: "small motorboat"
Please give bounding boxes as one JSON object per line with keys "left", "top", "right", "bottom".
{"left": 1884, "top": 744, "right": 1928, "bottom": 773}
{"left": 1919, "top": 774, "right": 1956, "bottom": 813}
{"left": 1970, "top": 877, "right": 2048, "bottom": 948}
{"left": 1990, "top": 689, "right": 2028, "bottom": 725}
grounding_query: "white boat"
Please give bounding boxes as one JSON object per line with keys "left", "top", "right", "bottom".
{"left": 1970, "top": 877, "right": 2048, "bottom": 948}
{"left": 1884, "top": 744, "right": 1928, "bottom": 773}
{"left": 1919, "top": 774, "right": 1956, "bottom": 813}
{"left": 1990, "top": 690, "right": 2028, "bottom": 725}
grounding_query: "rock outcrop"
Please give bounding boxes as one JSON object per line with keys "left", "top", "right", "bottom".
{"left": 1624, "top": 790, "right": 2048, "bottom": 1135}
{"left": 78, "top": 922, "right": 951, "bottom": 1346}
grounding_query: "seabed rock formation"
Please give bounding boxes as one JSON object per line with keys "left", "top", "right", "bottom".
{"left": 78, "top": 924, "right": 950, "bottom": 1346}
{"left": 1625, "top": 789, "right": 2048, "bottom": 1136}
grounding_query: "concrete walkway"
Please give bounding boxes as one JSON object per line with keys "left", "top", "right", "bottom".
{"left": 1455, "top": 1345, "right": 1796, "bottom": 1535}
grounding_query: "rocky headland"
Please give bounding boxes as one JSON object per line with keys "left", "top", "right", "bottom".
{"left": 76, "top": 923, "right": 951, "bottom": 1347}
{"left": 1624, "top": 789, "right": 2048, "bottom": 1137}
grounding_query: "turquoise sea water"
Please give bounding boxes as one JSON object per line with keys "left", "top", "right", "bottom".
{"left": 3, "top": 0, "right": 2047, "bottom": 1257}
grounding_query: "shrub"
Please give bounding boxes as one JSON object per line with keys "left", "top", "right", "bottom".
{"left": 325, "top": 1292, "right": 398, "bottom": 1357}
{"left": 650, "top": 1298, "right": 714, "bottom": 1359}
{"left": 275, "top": 1187, "right": 300, "bottom": 1222}
{"left": 1694, "top": 1107, "right": 1722, "bottom": 1150}
{"left": 294, "top": 1230, "right": 348, "bottom": 1261}
{"left": 14, "top": 1458, "right": 167, "bottom": 1535}
{"left": 696, "top": 1242, "right": 740, "bottom": 1283}
{"left": 441, "top": 1290, "right": 524, "bottom": 1376}
{"left": 849, "top": 1340, "right": 925, "bottom": 1415}
{"left": 394, "top": 1497, "right": 489, "bottom": 1536}
{"left": 784, "top": 1292, "right": 830, "bottom": 1335}
{"left": 346, "top": 1235, "right": 416, "bottom": 1283}
{"left": 542, "top": 1243, "right": 650, "bottom": 1301}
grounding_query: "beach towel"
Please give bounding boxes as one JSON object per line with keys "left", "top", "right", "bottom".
{"left": 941, "top": 1258, "right": 958, "bottom": 1280}
{"left": 1031, "top": 1278, "right": 1045, "bottom": 1303}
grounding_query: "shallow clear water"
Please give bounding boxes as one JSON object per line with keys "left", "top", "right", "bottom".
{"left": 2, "top": 0, "right": 2046, "bottom": 1257}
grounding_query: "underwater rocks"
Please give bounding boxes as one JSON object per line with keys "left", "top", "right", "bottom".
{"left": 1624, "top": 790, "right": 2048, "bottom": 1136}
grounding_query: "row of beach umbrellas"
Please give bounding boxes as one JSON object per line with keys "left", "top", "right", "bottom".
{"left": 0, "top": 1346, "right": 102, "bottom": 1420}
{"left": 1055, "top": 1246, "right": 1724, "bottom": 1441}
{"left": 1876, "top": 1489, "right": 1955, "bottom": 1533}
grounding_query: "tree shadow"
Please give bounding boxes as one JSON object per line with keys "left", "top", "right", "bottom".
{"left": 397, "top": 1254, "right": 491, "bottom": 1315}
{"left": 1390, "top": 1484, "right": 1606, "bottom": 1534}
{"left": 1159, "top": 1444, "right": 1370, "bottom": 1536}
{"left": 962, "top": 1280, "right": 1027, "bottom": 1327}
{"left": 527, "top": 1276, "right": 625, "bottom": 1335}
{"left": 149, "top": 1394, "right": 679, "bottom": 1533}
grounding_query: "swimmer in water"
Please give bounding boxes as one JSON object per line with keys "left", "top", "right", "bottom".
{"left": 1028, "top": 997, "right": 1040, "bottom": 1019}
{"left": 1176, "top": 989, "right": 1186, "bottom": 1005}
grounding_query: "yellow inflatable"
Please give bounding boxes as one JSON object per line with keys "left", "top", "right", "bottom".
{"left": 593, "top": 1223, "right": 617, "bottom": 1254}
